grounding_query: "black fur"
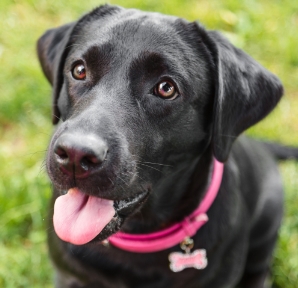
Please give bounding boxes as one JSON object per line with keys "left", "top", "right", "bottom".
{"left": 37, "top": 5, "right": 284, "bottom": 288}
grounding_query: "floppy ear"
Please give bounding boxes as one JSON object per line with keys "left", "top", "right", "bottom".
{"left": 37, "top": 23, "right": 75, "bottom": 124}
{"left": 205, "top": 31, "right": 283, "bottom": 162}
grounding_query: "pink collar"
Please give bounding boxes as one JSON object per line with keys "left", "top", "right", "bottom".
{"left": 108, "top": 159, "right": 224, "bottom": 253}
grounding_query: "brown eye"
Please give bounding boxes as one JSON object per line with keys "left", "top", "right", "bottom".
{"left": 154, "top": 81, "right": 178, "bottom": 99}
{"left": 72, "top": 64, "right": 86, "bottom": 80}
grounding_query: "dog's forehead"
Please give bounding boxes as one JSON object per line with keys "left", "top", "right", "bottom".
{"left": 71, "top": 9, "right": 187, "bottom": 56}
{"left": 83, "top": 8, "right": 179, "bottom": 36}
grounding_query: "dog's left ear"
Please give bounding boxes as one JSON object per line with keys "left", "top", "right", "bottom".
{"left": 37, "top": 22, "right": 75, "bottom": 124}
{"left": 203, "top": 30, "right": 283, "bottom": 162}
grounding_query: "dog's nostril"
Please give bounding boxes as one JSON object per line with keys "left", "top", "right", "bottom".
{"left": 80, "top": 155, "right": 102, "bottom": 171}
{"left": 55, "top": 146, "right": 69, "bottom": 160}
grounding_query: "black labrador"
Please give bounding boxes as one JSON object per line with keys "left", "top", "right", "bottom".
{"left": 37, "top": 5, "right": 285, "bottom": 288}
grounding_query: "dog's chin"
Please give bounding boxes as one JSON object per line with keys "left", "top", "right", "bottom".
{"left": 90, "top": 189, "right": 150, "bottom": 243}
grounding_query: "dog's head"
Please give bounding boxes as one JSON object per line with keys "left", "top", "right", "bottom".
{"left": 37, "top": 5, "right": 283, "bottom": 245}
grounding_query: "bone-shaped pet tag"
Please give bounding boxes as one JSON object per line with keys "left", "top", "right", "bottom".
{"left": 168, "top": 237, "right": 208, "bottom": 272}
{"left": 169, "top": 249, "right": 208, "bottom": 272}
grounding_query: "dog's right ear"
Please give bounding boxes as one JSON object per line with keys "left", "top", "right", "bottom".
{"left": 37, "top": 23, "right": 75, "bottom": 124}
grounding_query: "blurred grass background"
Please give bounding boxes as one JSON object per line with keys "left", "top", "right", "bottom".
{"left": 0, "top": 0, "right": 298, "bottom": 287}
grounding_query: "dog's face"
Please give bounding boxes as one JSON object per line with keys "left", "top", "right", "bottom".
{"left": 37, "top": 5, "right": 283, "bottom": 246}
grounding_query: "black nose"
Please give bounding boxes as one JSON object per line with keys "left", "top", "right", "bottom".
{"left": 53, "top": 133, "right": 108, "bottom": 177}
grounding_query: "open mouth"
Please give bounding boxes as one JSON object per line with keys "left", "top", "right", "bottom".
{"left": 53, "top": 188, "right": 149, "bottom": 245}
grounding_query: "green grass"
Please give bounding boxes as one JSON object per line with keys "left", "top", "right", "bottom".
{"left": 0, "top": 0, "right": 298, "bottom": 287}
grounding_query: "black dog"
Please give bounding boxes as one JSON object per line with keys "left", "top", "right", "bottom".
{"left": 37, "top": 5, "right": 286, "bottom": 288}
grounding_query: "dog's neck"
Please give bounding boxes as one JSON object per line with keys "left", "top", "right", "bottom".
{"left": 122, "top": 146, "right": 214, "bottom": 234}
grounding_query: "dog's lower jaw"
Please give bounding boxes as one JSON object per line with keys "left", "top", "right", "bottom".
{"left": 90, "top": 188, "right": 151, "bottom": 243}
{"left": 91, "top": 215, "right": 124, "bottom": 243}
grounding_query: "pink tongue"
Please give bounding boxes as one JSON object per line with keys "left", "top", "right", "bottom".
{"left": 53, "top": 188, "right": 115, "bottom": 245}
